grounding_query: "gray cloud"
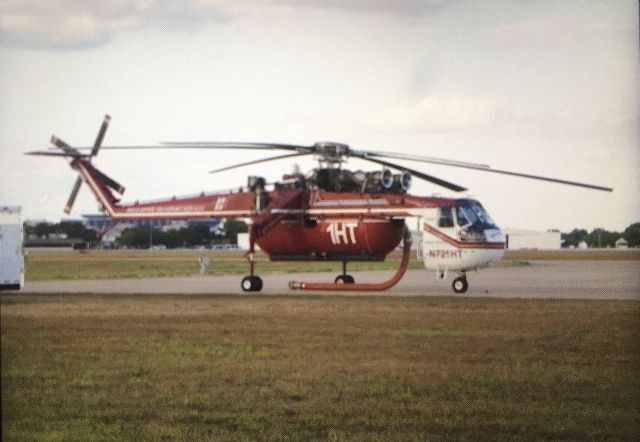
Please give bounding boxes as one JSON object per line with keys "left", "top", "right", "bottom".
{"left": 279, "top": 0, "right": 453, "bottom": 15}
{"left": 0, "top": 0, "right": 232, "bottom": 50}
{"left": 0, "top": 0, "right": 455, "bottom": 50}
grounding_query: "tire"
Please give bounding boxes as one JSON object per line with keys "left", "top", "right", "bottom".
{"left": 241, "top": 275, "right": 263, "bottom": 292}
{"left": 254, "top": 276, "right": 263, "bottom": 291}
{"left": 334, "top": 274, "right": 355, "bottom": 284}
{"left": 452, "top": 276, "right": 468, "bottom": 294}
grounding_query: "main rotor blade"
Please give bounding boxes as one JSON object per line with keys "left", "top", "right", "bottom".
{"left": 25, "top": 151, "right": 87, "bottom": 158}
{"left": 69, "top": 142, "right": 314, "bottom": 153}
{"left": 209, "top": 152, "right": 312, "bottom": 174}
{"left": 474, "top": 168, "right": 613, "bottom": 192}
{"left": 352, "top": 150, "right": 491, "bottom": 170}
{"left": 358, "top": 150, "right": 612, "bottom": 192}
{"left": 91, "top": 114, "right": 111, "bottom": 157}
{"left": 64, "top": 176, "right": 83, "bottom": 214}
{"left": 357, "top": 154, "right": 467, "bottom": 192}
{"left": 162, "top": 141, "right": 314, "bottom": 153}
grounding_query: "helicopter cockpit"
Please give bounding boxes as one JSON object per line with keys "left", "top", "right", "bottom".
{"left": 437, "top": 199, "right": 500, "bottom": 243}
{"left": 455, "top": 199, "right": 497, "bottom": 229}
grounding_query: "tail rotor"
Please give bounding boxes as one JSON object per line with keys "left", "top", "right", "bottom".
{"left": 28, "top": 114, "right": 125, "bottom": 214}
{"left": 60, "top": 114, "right": 111, "bottom": 213}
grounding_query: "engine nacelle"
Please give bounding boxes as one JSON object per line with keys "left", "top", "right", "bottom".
{"left": 313, "top": 168, "right": 395, "bottom": 192}
{"left": 392, "top": 172, "right": 412, "bottom": 193}
{"left": 352, "top": 168, "right": 393, "bottom": 192}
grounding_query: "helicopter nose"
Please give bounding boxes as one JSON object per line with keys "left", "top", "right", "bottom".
{"left": 484, "top": 228, "right": 506, "bottom": 244}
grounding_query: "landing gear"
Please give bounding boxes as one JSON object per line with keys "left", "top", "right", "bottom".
{"left": 335, "top": 261, "right": 355, "bottom": 284}
{"left": 335, "top": 274, "right": 355, "bottom": 284}
{"left": 241, "top": 275, "right": 263, "bottom": 292}
{"left": 242, "top": 241, "right": 263, "bottom": 292}
{"left": 452, "top": 275, "right": 468, "bottom": 294}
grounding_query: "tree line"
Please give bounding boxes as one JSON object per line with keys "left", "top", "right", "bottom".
{"left": 561, "top": 223, "right": 640, "bottom": 248}
{"left": 118, "top": 219, "right": 247, "bottom": 249}
{"left": 26, "top": 221, "right": 98, "bottom": 242}
{"left": 24, "top": 219, "right": 247, "bottom": 249}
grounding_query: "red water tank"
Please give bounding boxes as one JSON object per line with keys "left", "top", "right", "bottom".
{"left": 257, "top": 219, "right": 404, "bottom": 261}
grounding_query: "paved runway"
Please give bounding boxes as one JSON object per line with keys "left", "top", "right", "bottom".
{"left": 22, "top": 261, "right": 640, "bottom": 300}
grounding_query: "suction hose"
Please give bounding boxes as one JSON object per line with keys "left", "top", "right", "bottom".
{"left": 289, "top": 228, "right": 412, "bottom": 291}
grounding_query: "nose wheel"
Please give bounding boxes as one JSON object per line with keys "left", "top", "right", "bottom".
{"left": 241, "top": 275, "right": 263, "bottom": 292}
{"left": 452, "top": 275, "right": 468, "bottom": 294}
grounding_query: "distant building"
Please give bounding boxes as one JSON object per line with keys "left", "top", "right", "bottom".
{"left": 502, "top": 228, "right": 561, "bottom": 250}
{"left": 237, "top": 233, "right": 261, "bottom": 251}
{"left": 23, "top": 219, "right": 48, "bottom": 227}
{"left": 615, "top": 237, "right": 628, "bottom": 249}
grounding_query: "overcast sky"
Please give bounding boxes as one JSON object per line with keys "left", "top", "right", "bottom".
{"left": 1, "top": 0, "right": 638, "bottom": 231}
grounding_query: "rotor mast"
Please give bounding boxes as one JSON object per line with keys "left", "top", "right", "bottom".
{"left": 312, "top": 141, "right": 351, "bottom": 168}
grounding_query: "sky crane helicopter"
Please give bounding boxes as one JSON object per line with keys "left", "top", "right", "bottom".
{"left": 27, "top": 115, "right": 613, "bottom": 293}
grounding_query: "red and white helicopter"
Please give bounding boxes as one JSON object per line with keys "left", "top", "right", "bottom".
{"left": 27, "top": 115, "right": 612, "bottom": 293}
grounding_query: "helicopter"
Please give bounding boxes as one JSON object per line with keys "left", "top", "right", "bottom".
{"left": 27, "top": 115, "right": 612, "bottom": 293}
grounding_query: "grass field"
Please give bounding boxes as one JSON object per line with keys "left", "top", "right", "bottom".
{"left": 23, "top": 248, "right": 639, "bottom": 282}
{"left": 2, "top": 294, "right": 639, "bottom": 441}
{"left": 24, "top": 250, "right": 426, "bottom": 282}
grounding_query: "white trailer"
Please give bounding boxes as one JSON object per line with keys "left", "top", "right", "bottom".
{"left": 0, "top": 206, "right": 24, "bottom": 290}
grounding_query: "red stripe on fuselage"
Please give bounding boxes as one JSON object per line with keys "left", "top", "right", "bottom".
{"left": 423, "top": 224, "right": 505, "bottom": 249}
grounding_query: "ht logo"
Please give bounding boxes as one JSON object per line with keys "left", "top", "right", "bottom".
{"left": 326, "top": 222, "right": 358, "bottom": 245}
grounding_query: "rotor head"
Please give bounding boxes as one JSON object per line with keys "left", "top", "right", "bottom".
{"left": 312, "top": 141, "right": 350, "bottom": 165}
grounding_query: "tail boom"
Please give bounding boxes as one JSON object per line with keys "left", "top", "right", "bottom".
{"left": 74, "top": 159, "right": 254, "bottom": 221}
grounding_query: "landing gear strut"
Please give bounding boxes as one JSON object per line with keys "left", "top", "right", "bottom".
{"left": 335, "top": 261, "right": 355, "bottom": 284}
{"left": 242, "top": 245, "right": 263, "bottom": 292}
{"left": 452, "top": 275, "right": 468, "bottom": 294}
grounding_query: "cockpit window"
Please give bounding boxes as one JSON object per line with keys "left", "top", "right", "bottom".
{"left": 456, "top": 207, "right": 473, "bottom": 227}
{"left": 438, "top": 206, "right": 455, "bottom": 228}
{"left": 456, "top": 201, "right": 496, "bottom": 229}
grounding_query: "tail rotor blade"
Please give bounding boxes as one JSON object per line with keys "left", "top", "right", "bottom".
{"left": 64, "top": 176, "right": 83, "bottom": 214}
{"left": 95, "top": 169, "right": 125, "bottom": 194}
{"left": 91, "top": 114, "right": 111, "bottom": 157}
{"left": 50, "top": 136, "right": 76, "bottom": 153}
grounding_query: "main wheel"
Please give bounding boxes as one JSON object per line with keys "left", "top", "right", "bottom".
{"left": 334, "top": 274, "right": 355, "bottom": 284}
{"left": 241, "top": 275, "right": 263, "bottom": 292}
{"left": 452, "top": 276, "right": 468, "bottom": 294}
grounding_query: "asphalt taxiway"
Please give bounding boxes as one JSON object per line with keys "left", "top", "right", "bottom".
{"left": 21, "top": 260, "right": 640, "bottom": 299}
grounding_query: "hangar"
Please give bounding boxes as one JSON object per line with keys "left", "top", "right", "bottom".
{"left": 503, "top": 228, "right": 561, "bottom": 250}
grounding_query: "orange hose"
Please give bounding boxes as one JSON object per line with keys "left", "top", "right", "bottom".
{"left": 289, "top": 229, "right": 412, "bottom": 291}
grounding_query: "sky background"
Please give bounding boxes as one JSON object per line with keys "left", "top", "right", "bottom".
{"left": 0, "top": 0, "right": 638, "bottom": 231}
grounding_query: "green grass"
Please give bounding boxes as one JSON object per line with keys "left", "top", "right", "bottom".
{"left": 24, "top": 250, "right": 428, "bottom": 282}
{"left": 2, "top": 294, "right": 639, "bottom": 441}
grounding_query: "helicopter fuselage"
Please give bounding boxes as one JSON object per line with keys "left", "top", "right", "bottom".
{"left": 66, "top": 156, "right": 506, "bottom": 293}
